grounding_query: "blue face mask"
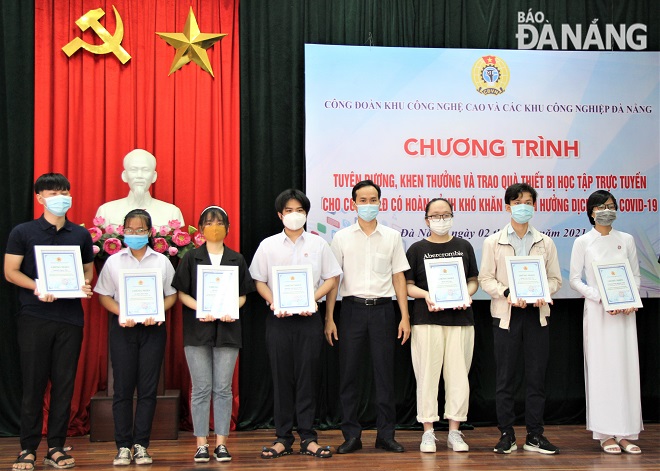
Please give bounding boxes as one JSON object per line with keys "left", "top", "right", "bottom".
{"left": 44, "top": 195, "right": 72, "bottom": 217}
{"left": 123, "top": 234, "right": 149, "bottom": 250}
{"left": 510, "top": 204, "right": 534, "bottom": 224}
{"left": 356, "top": 204, "right": 379, "bottom": 222}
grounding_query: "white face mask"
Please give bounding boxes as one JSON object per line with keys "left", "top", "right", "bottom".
{"left": 282, "top": 212, "right": 306, "bottom": 230}
{"left": 429, "top": 218, "right": 453, "bottom": 236}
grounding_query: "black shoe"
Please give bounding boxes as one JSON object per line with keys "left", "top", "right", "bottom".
{"left": 493, "top": 432, "right": 517, "bottom": 454}
{"left": 193, "top": 445, "right": 209, "bottom": 463}
{"left": 337, "top": 438, "right": 362, "bottom": 454}
{"left": 375, "top": 437, "right": 405, "bottom": 453}
{"left": 214, "top": 444, "right": 232, "bottom": 462}
{"left": 523, "top": 434, "right": 559, "bottom": 455}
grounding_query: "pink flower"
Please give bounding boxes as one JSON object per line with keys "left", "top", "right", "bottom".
{"left": 105, "top": 225, "right": 117, "bottom": 235}
{"left": 116, "top": 225, "right": 124, "bottom": 235}
{"left": 159, "top": 225, "right": 170, "bottom": 236}
{"left": 168, "top": 246, "right": 179, "bottom": 257}
{"left": 168, "top": 219, "right": 182, "bottom": 230}
{"left": 88, "top": 227, "right": 103, "bottom": 243}
{"left": 172, "top": 231, "right": 192, "bottom": 246}
{"left": 153, "top": 237, "right": 168, "bottom": 253}
{"left": 193, "top": 232, "right": 206, "bottom": 247}
{"left": 151, "top": 227, "right": 158, "bottom": 237}
{"left": 92, "top": 245, "right": 100, "bottom": 254}
{"left": 103, "top": 238, "right": 122, "bottom": 255}
{"left": 93, "top": 216, "right": 106, "bottom": 226}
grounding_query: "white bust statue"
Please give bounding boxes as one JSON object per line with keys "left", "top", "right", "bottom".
{"left": 95, "top": 149, "right": 184, "bottom": 228}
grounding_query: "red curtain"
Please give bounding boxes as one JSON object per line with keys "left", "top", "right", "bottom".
{"left": 34, "top": 0, "right": 240, "bottom": 435}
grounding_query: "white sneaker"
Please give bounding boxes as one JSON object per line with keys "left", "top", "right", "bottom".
{"left": 447, "top": 430, "right": 469, "bottom": 452}
{"left": 133, "top": 444, "right": 152, "bottom": 465}
{"left": 420, "top": 430, "right": 437, "bottom": 452}
{"left": 113, "top": 447, "right": 131, "bottom": 466}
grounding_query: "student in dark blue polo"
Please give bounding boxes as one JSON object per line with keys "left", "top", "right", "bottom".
{"left": 5, "top": 173, "right": 94, "bottom": 470}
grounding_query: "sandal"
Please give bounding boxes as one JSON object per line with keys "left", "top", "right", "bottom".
{"left": 44, "top": 447, "right": 75, "bottom": 469}
{"left": 13, "top": 450, "right": 36, "bottom": 471}
{"left": 599, "top": 438, "right": 621, "bottom": 454}
{"left": 300, "top": 439, "right": 332, "bottom": 458}
{"left": 260, "top": 442, "right": 293, "bottom": 459}
{"left": 615, "top": 437, "right": 641, "bottom": 454}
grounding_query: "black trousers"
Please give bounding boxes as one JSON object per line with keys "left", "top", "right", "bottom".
{"left": 493, "top": 306, "right": 549, "bottom": 436}
{"left": 17, "top": 315, "right": 83, "bottom": 451}
{"left": 109, "top": 319, "right": 166, "bottom": 449}
{"left": 338, "top": 300, "right": 397, "bottom": 440}
{"left": 265, "top": 312, "right": 323, "bottom": 447}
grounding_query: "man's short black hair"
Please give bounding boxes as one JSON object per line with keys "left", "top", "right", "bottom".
{"left": 352, "top": 179, "right": 381, "bottom": 201}
{"left": 586, "top": 190, "right": 617, "bottom": 226}
{"left": 504, "top": 182, "right": 537, "bottom": 205}
{"left": 275, "top": 189, "right": 311, "bottom": 214}
{"left": 34, "top": 173, "right": 70, "bottom": 194}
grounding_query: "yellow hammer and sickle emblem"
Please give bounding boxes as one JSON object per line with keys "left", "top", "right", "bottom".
{"left": 62, "top": 6, "right": 131, "bottom": 64}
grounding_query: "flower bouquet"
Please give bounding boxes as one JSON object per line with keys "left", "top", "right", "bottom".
{"left": 86, "top": 216, "right": 204, "bottom": 264}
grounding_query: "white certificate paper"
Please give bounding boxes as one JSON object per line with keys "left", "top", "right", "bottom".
{"left": 271, "top": 265, "right": 315, "bottom": 314}
{"left": 118, "top": 269, "right": 165, "bottom": 324}
{"left": 592, "top": 260, "right": 643, "bottom": 311}
{"left": 423, "top": 257, "right": 470, "bottom": 309}
{"left": 34, "top": 245, "right": 86, "bottom": 298}
{"left": 505, "top": 255, "right": 552, "bottom": 303}
{"left": 196, "top": 265, "right": 240, "bottom": 319}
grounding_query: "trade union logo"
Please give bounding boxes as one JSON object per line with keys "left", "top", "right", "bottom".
{"left": 472, "top": 55, "right": 510, "bottom": 96}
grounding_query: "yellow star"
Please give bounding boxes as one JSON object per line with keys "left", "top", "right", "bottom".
{"left": 156, "top": 7, "right": 226, "bottom": 77}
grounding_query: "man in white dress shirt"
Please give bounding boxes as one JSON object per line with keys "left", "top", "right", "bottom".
{"left": 325, "top": 179, "right": 411, "bottom": 454}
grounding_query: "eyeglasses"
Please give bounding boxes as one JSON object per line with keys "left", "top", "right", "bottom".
{"left": 426, "top": 214, "right": 453, "bottom": 222}
{"left": 595, "top": 204, "right": 616, "bottom": 211}
{"left": 124, "top": 228, "right": 149, "bottom": 235}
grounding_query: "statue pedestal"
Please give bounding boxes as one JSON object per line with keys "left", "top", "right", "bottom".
{"left": 89, "top": 390, "right": 180, "bottom": 442}
{"left": 89, "top": 315, "right": 180, "bottom": 442}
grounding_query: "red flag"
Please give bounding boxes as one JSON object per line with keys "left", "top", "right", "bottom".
{"left": 34, "top": 0, "right": 240, "bottom": 435}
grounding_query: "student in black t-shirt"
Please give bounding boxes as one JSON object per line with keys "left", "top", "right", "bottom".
{"left": 5, "top": 173, "right": 94, "bottom": 470}
{"left": 172, "top": 206, "right": 255, "bottom": 463}
{"left": 404, "top": 198, "right": 478, "bottom": 454}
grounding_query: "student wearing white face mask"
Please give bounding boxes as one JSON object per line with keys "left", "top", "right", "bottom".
{"left": 569, "top": 190, "right": 643, "bottom": 455}
{"left": 249, "top": 189, "right": 341, "bottom": 459}
{"left": 404, "top": 198, "right": 479, "bottom": 453}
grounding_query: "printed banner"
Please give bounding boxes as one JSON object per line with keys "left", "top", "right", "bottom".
{"left": 305, "top": 45, "right": 659, "bottom": 298}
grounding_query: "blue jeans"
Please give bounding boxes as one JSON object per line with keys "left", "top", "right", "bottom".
{"left": 184, "top": 345, "right": 239, "bottom": 437}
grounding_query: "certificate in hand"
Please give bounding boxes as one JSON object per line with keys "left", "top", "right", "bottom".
{"left": 34, "top": 245, "right": 86, "bottom": 298}
{"left": 505, "top": 255, "right": 552, "bottom": 303}
{"left": 271, "top": 265, "right": 315, "bottom": 314}
{"left": 592, "top": 260, "right": 643, "bottom": 311}
{"left": 118, "top": 269, "right": 165, "bottom": 324}
{"left": 196, "top": 265, "right": 240, "bottom": 319}
{"left": 423, "top": 257, "right": 470, "bottom": 309}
